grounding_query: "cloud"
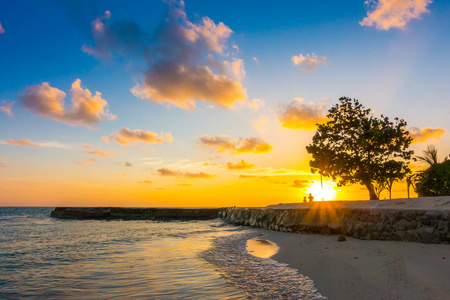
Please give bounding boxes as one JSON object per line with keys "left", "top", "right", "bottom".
{"left": 360, "top": 0, "right": 432, "bottom": 30}
{"left": 252, "top": 57, "right": 260, "bottom": 66}
{"left": 184, "top": 172, "right": 213, "bottom": 179}
{"left": 6, "top": 139, "right": 40, "bottom": 147}
{"left": 20, "top": 79, "right": 116, "bottom": 127}
{"left": 292, "top": 179, "right": 313, "bottom": 189}
{"left": 409, "top": 127, "right": 446, "bottom": 143}
{"left": 239, "top": 175, "right": 257, "bottom": 179}
{"left": 82, "top": 10, "right": 145, "bottom": 59}
{"left": 197, "top": 134, "right": 273, "bottom": 154}
{"left": 125, "top": 161, "right": 133, "bottom": 167}
{"left": 247, "top": 98, "right": 265, "bottom": 111}
{"left": 81, "top": 144, "right": 92, "bottom": 149}
{"left": 84, "top": 2, "right": 247, "bottom": 109}
{"left": 0, "top": 101, "right": 14, "bottom": 117}
{"left": 103, "top": 128, "right": 173, "bottom": 145}
{"left": 157, "top": 167, "right": 213, "bottom": 179}
{"left": 278, "top": 98, "right": 327, "bottom": 130}
{"left": 0, "top": 162, "right": 6, "bottom": 168}
{"left": 0, "top": 22, "right": 4, "bottom": 34}
{"left": 74, "top": 159, "right": 95, "bottom": 166}
{"left": 2, "top": 140, "right": 73, "bottom": 149}
{"left": 292, "top": 53, "right": 327, "bottom": 72}
{"left": 227, "top": 159, "right": 255, "bottom": 170}
{"left": 85, "top": 150, "right": 115, "bottom": 157}
{"left": 252, "top": 115, "right": 269, "bottom": 132}
{"left": 138, "top": 180, "right": 152, "bottom": 184}
{"left": 37, "top": 141, "right": 73, "bottom": 149}
{"left": 157, "top": 167, "right": 179, "bottom": 177}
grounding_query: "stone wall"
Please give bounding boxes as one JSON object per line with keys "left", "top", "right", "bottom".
{"left": 219, "top": 207, "right": 450, "bottom": 244}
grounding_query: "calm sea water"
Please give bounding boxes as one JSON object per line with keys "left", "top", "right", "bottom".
{"left": 0, "top": 207, "right": 325, "bottom": 299}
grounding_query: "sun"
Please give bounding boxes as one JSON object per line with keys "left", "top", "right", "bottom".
{"left": 308, "top": 180, "right": 337, "bottom": 201}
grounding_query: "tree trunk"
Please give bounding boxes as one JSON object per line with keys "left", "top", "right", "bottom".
{"left": 364, "top": 182, "right": 379, "bottom": 200}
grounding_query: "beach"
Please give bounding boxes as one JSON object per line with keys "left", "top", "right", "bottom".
{"left": 259, "top": 197, "right": 450, "bottom": 300}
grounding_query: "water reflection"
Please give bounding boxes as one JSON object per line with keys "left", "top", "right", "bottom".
{"left": 246, "top": 238, "right": 279, "bottom": 258}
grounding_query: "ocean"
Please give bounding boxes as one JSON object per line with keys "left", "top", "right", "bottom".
{"left": 0, "top": 207, "right": 325, "bottom": 299}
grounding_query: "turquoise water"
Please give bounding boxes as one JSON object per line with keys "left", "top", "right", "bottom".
{"left": 0, "top": 208, "right": 325, "bottom": 299}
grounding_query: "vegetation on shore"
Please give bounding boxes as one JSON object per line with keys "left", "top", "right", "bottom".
{"left": 306, "top": 97, "right": 414, "bottom": 200}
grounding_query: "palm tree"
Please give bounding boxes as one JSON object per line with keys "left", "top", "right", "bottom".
{"left": 406, "top": 174, "right": 416, "bottom": 199}
{"left": 386, "top": 177, "right": 397, "bottom": 199}
{"left": 416, "top": 145, "right": 440, "bottom": 166}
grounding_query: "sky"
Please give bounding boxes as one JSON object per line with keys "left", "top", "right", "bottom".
{"left": 0, "top": 0, "right": 449, "bottom": 207}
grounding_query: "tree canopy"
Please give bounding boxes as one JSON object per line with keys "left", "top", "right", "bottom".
{"left": 415, "top": 160, "right": 450, "bottom": 196}
{"left": 306, "top": 97, "right": 414, "bottom": 200}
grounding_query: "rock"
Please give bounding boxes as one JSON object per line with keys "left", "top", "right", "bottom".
{"left": 338, "top": 235, "right": 346, "bottom": 242}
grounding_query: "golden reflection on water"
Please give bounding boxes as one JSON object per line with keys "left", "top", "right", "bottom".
{"left": 246, "top": 238, "right": 279, "bottom": 258}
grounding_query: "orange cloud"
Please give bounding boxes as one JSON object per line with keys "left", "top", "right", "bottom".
{"left": 157, "top": 167, "right": 214, "bottom": 179}
{"left": 103, "top": 128, "right": 173, "bottom": 145}
{"left": 409, "top": 127, "right": 446, "bottom": 143}
{"left": 20, "top": 79, "right": 116, "bottom": 127}
{"left": 0, "top": 162, "right": 6, "bottom": 168}
{"left": 85, "top": 150, "right": 115, "bottom": 157}
{"left": 227, "top": 159, "right": 255, "bottom": 170}
{"left": 124, "top": 161, "right": 133, "bottom": 167}
{"left": 292, "top": 53, "right": 327, "bottom": 72}
{"left": 239, "top": 175, "right": 257, "bottom": 179}
{"left": 360, "top": 0, "right": 432, "bottom": 30}
{"left": 278, "top": 98, "right": 327, "bottom": 130}
{"left": 6, "top": 139, "right": 40, "bottom": 147}
{"left": 0, "top": 101, "right": 14, "bottom": 117}
{"left": 292, "top": 180, "right": 313, "bottom": 189}
{"left": 73, "top": 159, "right": 95, "bottom": 166}
{"left": 197, "top": 134, "right": 273, "bottom": 154}
{"left": 138, "top": 180, "right": 152, "bottom": 184}
{"left": 0, "top": 22, "right": 4, "bottom": 34}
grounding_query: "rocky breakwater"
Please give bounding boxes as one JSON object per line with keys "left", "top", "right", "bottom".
{"left": 219, "top": 197, "right": 450, "bottom": 244}
{"left": 51, "top": 207, "right": 220, "bottom": 220}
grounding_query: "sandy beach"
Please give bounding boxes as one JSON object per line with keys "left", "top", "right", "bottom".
{"left": 260, "top": 197, "right": 450, "bottom": 300}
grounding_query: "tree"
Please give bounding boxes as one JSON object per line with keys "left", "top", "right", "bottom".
{"left": 415, "top": 160, "right": 450, "bottom": 196}
{"left": 416, "top": 145, "right": 440, "bottom": 166}
{"left": 406, "top": 174, "right": 416, "bottom": 199}
{"left": 306, "top": 97, "right": 414, "bottom": 200}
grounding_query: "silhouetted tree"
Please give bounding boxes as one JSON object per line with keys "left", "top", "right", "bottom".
{"left": 406, "top": 174, "right": 416, "bottom": 199}
{"left": 306, "top": 97, "right": 414, "bottom": 200}
{"left": 416, "top": 145, "right": 440, "bottom": 166}
{"left": 415, "top": 160, "right": 450, "bottom": 196}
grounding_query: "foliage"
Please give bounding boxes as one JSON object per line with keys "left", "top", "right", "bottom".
{"left": 406, "top": 174, "right": 416, "bottom": 199}
{"left": 415, "top": 160, "right": 450, "bottom": 197}
{"left": 416, "top": 145, "right": 440, "bottom": 166}
{"left": 306, "top": 97, "right": 414, "bottom": 200}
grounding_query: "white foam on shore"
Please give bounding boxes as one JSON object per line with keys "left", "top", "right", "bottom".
{"left": 200, "top": 232, "right": 327, "bottom": 300}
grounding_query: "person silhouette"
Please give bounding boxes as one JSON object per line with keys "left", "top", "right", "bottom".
{"left": 303, "top": 196, "right": 307, "bottom": 203}
{"left": 308, "top": 193, "right": 314, "bottom": 202}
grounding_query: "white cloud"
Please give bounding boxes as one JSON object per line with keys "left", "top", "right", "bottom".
{"left": 291, "top": 53, "right": 327, "bottom": 72}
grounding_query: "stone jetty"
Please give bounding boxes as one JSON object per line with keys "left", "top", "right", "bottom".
{"left": 50, "top": 197, "right": 450, "bottom": 244}
{"left": 50, "top": 207, "right": 220, "bottom": 220}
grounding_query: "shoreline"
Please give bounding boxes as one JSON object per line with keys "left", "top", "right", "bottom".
{"left": 262, "top": 230, "right": 449, "bottom": 300}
